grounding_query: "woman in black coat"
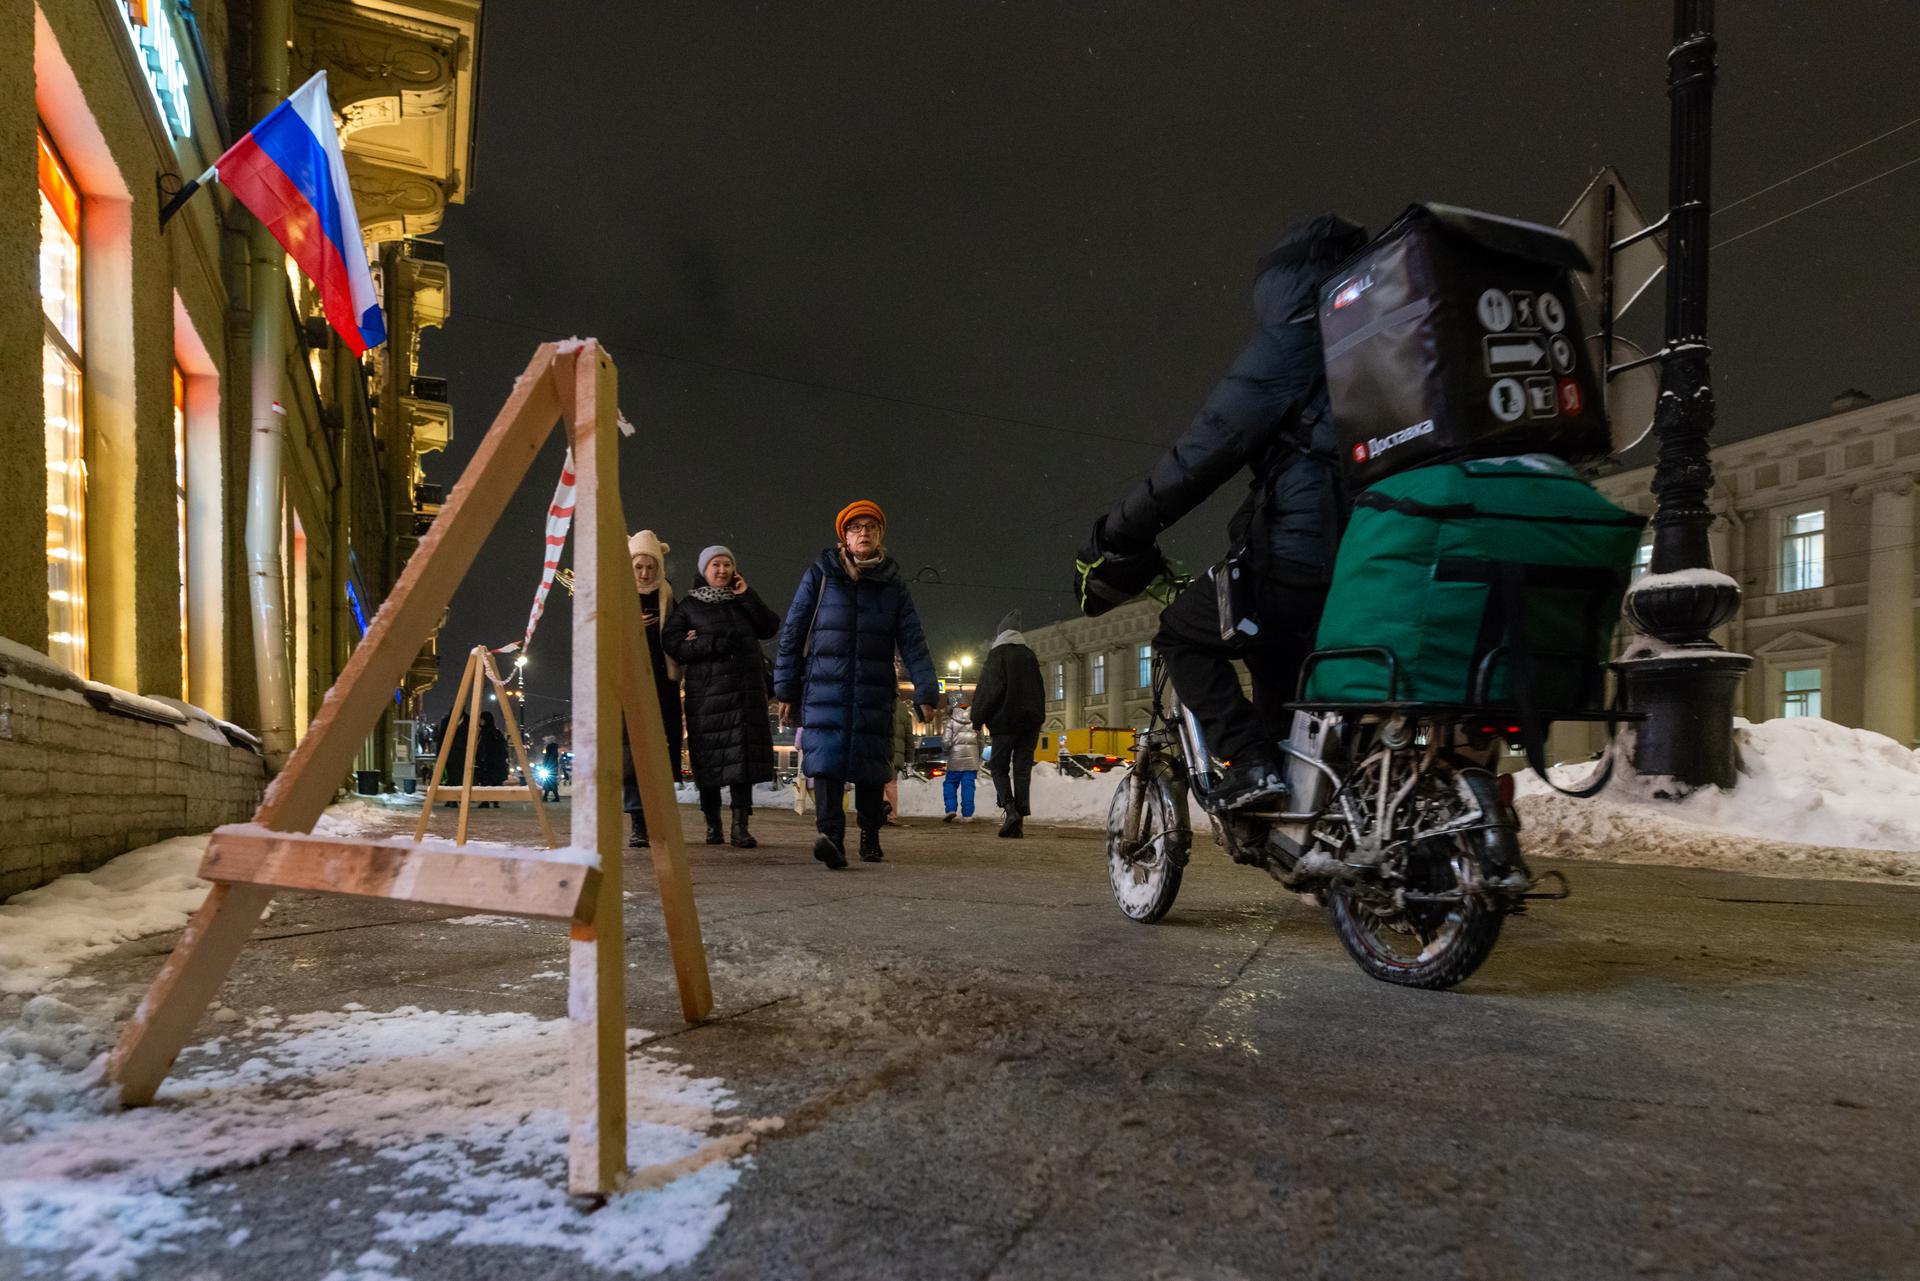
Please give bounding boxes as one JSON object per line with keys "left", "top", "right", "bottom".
{"left": 663, "top": 545, "right": 782, "bottom": 848}
{"left": 622, "top": 529, "right": 684, "bottom": 848}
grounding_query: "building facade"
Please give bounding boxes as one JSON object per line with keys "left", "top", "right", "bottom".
{"left": 1022, "top": 390, "right": 1920, "bottom": 758}
{"left": 1596, "top": 390, "right": 1918, "bottom": 748}
{"left": 2, "top": 0, "right": 481, "bottom": 893}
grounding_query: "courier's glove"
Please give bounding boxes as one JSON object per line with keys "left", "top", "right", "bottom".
{"left": 1075, "top": 517, "right": 1168, "bottom": 618}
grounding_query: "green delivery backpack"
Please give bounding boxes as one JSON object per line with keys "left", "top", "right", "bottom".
{"left": 1304, "top": 455, "right": 1644, "bottom": 786}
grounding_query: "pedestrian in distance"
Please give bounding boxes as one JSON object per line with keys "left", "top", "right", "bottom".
{"left": 774, "top": 500, "right": 939, "bottom": 870}
{"left": 622, "top": 529, "right": 684, "bottom": 848}
{"left": 971, "top": 610, "right": 1045, "bottom": 837}
{"left": 540, "top": 737, "right": 562, "bottom": 802}
{"left": 664, "top": 546, "right": 782, "bottom": 848}
{"left": 473, "top": 709, "right": 510, "bottom": 807}
{"left": 941, "top": 695, "right": 982, "bottom": 822}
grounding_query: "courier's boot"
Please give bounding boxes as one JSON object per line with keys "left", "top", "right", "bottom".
{"left": 1208, "top": 757, "right": 1286, "bottom": 814}
{"left": 730, "top": 808, "right": 757, "bottom": 850}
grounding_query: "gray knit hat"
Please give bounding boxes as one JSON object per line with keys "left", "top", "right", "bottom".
{"left": 697, "top": 545, "right": 734, "bottom": 578}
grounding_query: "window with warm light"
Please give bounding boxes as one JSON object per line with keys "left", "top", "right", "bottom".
{"left": 174, "top": 366, "right": 189, "bottom": 699}
{"left": 39, "top": 127, "right": 88, "bottom": 677}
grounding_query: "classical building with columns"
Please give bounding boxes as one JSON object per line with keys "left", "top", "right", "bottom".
{"left": 2, "top": 0, "right": 482, "bottom": 895}
{"left": 1596, "top": 390, "right": 1918, "bottom": 748}
{"left": 1022, "top": 390, "right": 1920, "bottom": 754}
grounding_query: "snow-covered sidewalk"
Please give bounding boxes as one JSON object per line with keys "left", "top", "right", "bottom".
{"left": 0, "top": 803, "right": 758, "bottom": 1281}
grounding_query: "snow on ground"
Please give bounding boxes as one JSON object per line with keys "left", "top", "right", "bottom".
{"left": 0, "top": 1006, "right": 756, "bottom": 1280}
{"left": 1517, "top": 717, "right": 1920, "bottom": 883}
{"left": 0, "top": 799, "right": 759, "bottom": 1279}
{"left": 0, "top": 837, "right": 211, "bottom": 996}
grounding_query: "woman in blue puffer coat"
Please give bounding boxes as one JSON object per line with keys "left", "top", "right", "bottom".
{"left": 774, "top": 499, "right": 938, "bottom": 870}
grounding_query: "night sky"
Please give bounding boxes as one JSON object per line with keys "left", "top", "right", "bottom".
{"left": 420, "top": 1, "right": 1919, "bottom": 723}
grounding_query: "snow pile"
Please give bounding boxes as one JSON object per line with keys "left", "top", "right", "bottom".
{"left": 1518, "top": 717, "right": 1920, "bottom": 882}
{"left": 0, "top": 836, "right": 211, "bottom": 994}
{"left": 893, "top": 762, "right": 1132, "bottom": 825}
{"left": 0, "top": 1006, "right": 758, "bottom": 1279}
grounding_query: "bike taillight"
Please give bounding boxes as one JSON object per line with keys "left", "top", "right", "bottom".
{"left": 1496, "top": 772, "right": 1516, "bottom": 810}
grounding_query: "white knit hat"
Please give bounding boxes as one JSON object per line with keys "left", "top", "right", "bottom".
{"left": 628, "top": 529, "right": 669, "bottom": 561}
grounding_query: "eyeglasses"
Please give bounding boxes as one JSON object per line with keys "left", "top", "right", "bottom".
{"left": 845, "top": 519, "right": 882, "bottom": 535}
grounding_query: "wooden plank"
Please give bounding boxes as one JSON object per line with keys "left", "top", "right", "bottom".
{"left": 455, "top": 650, "right": 486, "bottom": 844}
{"left": 415, "top": 645, "right": 479, "bottom": 840}
{"left": 618, "top": 584, "right": 714, "bottom": 1022}
{"left": 564, "top": 343, "right": 630, "bottom": 1196}
{"left": 108, "top": 344, "right": 565, "bottom": 1105}
{"left": 199, "top": 828, "right": 600, "bottom": 923}
{"left": 447, "top": 786, "right": 549, "bottom": 803}
{"left": 483, "top": 649, "right": 558, "bottom": 848}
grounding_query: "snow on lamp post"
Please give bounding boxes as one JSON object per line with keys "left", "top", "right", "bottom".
{"left": 1617, "top": 0, "right": 1750, "bottom": 790}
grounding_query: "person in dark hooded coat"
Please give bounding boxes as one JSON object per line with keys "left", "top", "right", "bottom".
{"left": 663, "top": 546, "right": 782, "bottom": 848}
{"left": 774, "top": 500, "right": 938, "bottom": 870}
{"left": 1078, "top": 213, "right": 1368, "bottom": 812}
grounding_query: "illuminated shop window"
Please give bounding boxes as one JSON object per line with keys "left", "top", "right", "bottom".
{"left": 118, "top": 0, "right": 192, "bottom": 138}
{"left": 174, "top": 366, "right": 189, "bottom": 699}
{"left": 39, "top": 127, "right": 88, "bottom": 678}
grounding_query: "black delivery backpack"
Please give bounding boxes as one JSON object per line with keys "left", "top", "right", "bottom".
{"left": 1317, "top": 204, "right": 1610, "bottom": 487}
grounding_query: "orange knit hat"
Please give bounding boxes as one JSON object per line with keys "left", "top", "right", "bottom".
{"left": 835, "top": 499, "right": 886, "bottom": 542}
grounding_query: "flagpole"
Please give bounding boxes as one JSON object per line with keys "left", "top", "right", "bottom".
{"left": 158, "top": 165, "right": 218, "bottom": 230}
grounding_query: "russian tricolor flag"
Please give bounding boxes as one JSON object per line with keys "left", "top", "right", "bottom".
{"left": 215, "top": 71, "right": 385, "bottom": 354}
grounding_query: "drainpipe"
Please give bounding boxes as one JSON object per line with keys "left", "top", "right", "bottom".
{"left": 242, "top": 0, "right": 293, "bottom": 764}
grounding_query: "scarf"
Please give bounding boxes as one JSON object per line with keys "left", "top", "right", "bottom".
{"left": 690, "top": 584, "right": 735, "bottom": 604}
{"left": 839, "top": 545, "right": 886, "bottom": 581}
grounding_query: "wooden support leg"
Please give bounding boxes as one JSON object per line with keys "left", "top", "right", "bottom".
{"left": 563, "top": 346, "right": 628, "bottom": 1196}
{"left": 415, "top": 646, "right": 479, "bottom": 841}
{"left": 454, "top": 648, "right": 485, "bottom": 846}
{"left": 484, "top": 649, "right": 558, "bottom": 849}
{"left": 105, "top": 883, "right": 275, "bottom": 1103}
{"left": 618, "top": 586, "right": 714, "bottom": 1023}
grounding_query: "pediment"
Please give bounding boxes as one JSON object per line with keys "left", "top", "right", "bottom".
{"left": 1751, "top": 628, "right": 1837, "bottom": 656}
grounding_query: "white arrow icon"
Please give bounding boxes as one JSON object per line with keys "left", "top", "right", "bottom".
{"left": 1485, "top": 336, "right": 1548, "bottom": 373}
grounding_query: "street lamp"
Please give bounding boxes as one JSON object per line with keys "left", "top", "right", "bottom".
{"left": 1616, "top": 0, "right": 1749, "bottom": 790}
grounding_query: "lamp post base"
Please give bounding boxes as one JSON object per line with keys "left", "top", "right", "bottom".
{"left": 1617, "top": 649, "right": 1751, "bottom": 790}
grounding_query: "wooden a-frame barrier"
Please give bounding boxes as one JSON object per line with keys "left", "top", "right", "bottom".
{"left": 415, "top": 643, "right": 560, "bottom": 850}
{"left": 105, "top": 341, "right": 713, "bottom": 1197}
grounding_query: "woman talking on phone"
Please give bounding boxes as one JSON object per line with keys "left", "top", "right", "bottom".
{"left": 663, "top": 545, "right": 782, "bottom": 849}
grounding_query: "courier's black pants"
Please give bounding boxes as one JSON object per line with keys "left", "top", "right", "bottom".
{"left": 813, "top": 778, "right": 885, "bottom": 845}
{"left": 1153, "top": 569, "right": 1326, "bottom": 767}
{"left": 986, "top": 724, "right": 1040, "bottom": 815}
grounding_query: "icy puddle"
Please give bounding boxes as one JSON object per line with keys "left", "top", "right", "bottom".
{"left": 0, "top": 1003, "right": 756, "bottom": 1280}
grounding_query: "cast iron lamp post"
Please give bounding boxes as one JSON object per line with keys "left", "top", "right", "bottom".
{"left": 1617, "top": 0, "right": 1751, "bottom": 788}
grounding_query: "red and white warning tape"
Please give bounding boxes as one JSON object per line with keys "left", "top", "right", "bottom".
{"left": 496, "top": 451, "right": 577, "bottom": 656}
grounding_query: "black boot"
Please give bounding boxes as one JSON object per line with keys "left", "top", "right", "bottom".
{"left": 703, "top": 805, "right": 725, "bottom": 845}
{"left": 730, "top": 808, "right": 757, "bottom": 849}
{"left": 1207, "top": 757, "right": 1286, "bottom": 813}
{"left": 813, "top": 833, "right": 848, "bottom": 870}
{"left": 998, "top": 810, "right": 1024, "bottom": 839}
{"left": 628, "top": 811, "right": 648, "bottom": 849}
{"left": 859, "top": 827, "right": 885, "bottom": 862}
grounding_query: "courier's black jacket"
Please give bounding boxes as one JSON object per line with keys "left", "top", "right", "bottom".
{"left": 1101, "top": 214, "right": 1364, "bottom": 581}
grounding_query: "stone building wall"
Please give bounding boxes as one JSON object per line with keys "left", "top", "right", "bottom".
{"left": 0, "top": 674, "right": 264, "bottom": 899}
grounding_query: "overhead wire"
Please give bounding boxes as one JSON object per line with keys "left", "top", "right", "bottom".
{"left": 1713, "top": 151, "right": 1920, "bottom": 250}
{"left": 1717, "top": 112, "right": 1920, "bottom": 214}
